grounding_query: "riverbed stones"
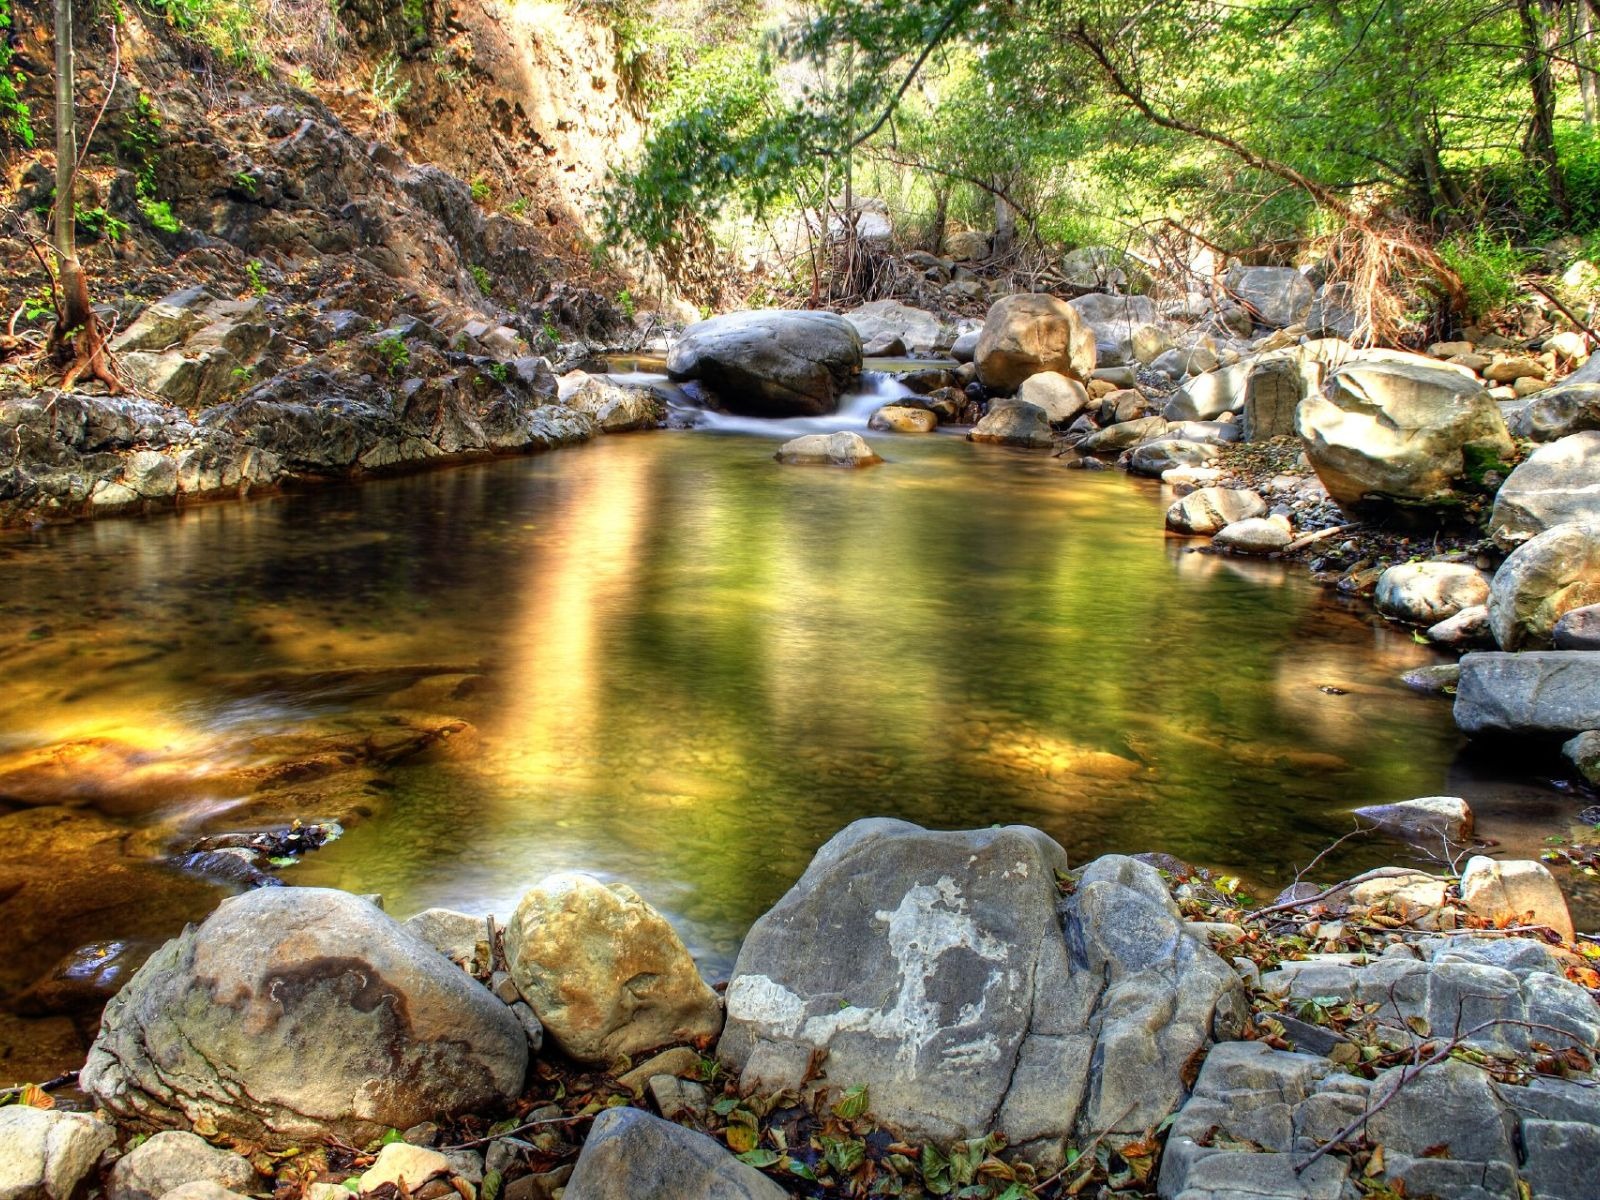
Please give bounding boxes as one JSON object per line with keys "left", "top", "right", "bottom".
{"left": 1510, "top": 380, "right": 1600, "bottom": 441}
{"left": 718, "top": 821, "right": 1243, "bottom": 1162}
{"left": 1297, "top": 356, "right": 1514, "bottom": 516}
{"left": 505, "top": 873, "right": 722, "bottom": 1065}
{"left": 1455, "top": 651, "right": 1600, "bottom": 737}
{"left": 1080, "top": 415, "right": 1167, "bottom": 454}
{"left": 1352, "top": 796, "right": 1473, "bottom": 845}
{"left": 1212, "top": 516, "right": 1292, "bottom": 555}
{"left": 1373, "top": 560, "right": 1491, "bottom": 625}
{"left": 968, "top": 401, "right": 1055, "bottom": 448}
{"left": 1487, "top": 522, "right": 1600, "bottom": 649}
{"left": 0, "top": 1107, "right": 115, "bottom": 1200}
{"left": 81, "top": 887, "right": 528, "bottom": 1146}
{"left": 1554, "top": 604, "right": 1600, "bottom": 648}
{"left": 1489, "top": 432, "right": 1600, "bottom": 548}
{"left": 1427, "top": 603, "right": 1493, "bottom": 648}
{"left": 563, "top": 1107, "right": 787, "bottom": 1200}
{"left": 1459, "top": 857, "right": 1575, "bottom": 941}
{"left": 1165, "top": 487, "right": 1267, "bottom": 536}
{"left": 1128, "top": 439, "right": 1219, "bottom": 478}
{"left": 974, "top": 294, "right": 1096, "bottom": 391}
{"left": 107, "top": 1133, "right": 258, "bottom": 1200}
{"left": 1015, "top": 371, "right": 1092, "bottom": 425}
{"left": 868, "top": 405, "right": 937, "bottom": 433}
{"left": 666, "top": 310, "right": 863, "bottom": 418}
{"left": 773, "top": 431, "right": 883, "bottom": 467}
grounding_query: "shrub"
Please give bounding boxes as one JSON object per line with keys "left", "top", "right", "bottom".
{"left": 1438, "top": 230, "right": 1536, "bottom": 320}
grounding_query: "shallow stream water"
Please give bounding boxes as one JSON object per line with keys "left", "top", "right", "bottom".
{"left": 0, "top": 425, "right": 1586, "bottom": 1078}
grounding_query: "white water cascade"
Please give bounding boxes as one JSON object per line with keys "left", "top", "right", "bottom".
{"left": 601, "top": 368, "right": 921, "bottom": 439}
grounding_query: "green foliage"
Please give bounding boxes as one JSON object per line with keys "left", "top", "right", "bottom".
{"left": 0, "top": 0, "right": 34, "bottom": 147}
{"left": 375, "top": 334, "right": 411, "bottom": 376}
{"left": 615, "top": 288, "right": 636, "bottom": 321}
{"left": 76, "top": 206, "right": 129, "bottom": 241}
{"left": 470, "top": 176, "right": 491, "bottom": 204}
{"left": 245, "top": 259, "right": 268, "bottom": 297}
{"left": 140, "top": 197, "right": 181, "bottom": 233}
{"left": 506, "top": 196, "right": 529, "bottom": 218}
{"left": 485, "top": 360, "right": 509, "bottom": 383}
{"left": 401, "top": 0, "right": 427, "bottom": 44}
{"left": 370, "top": 54, "right": 412, "bottom": 114}
{"left": 1438, "top": 230, "right": 1535, "bottom": 319}
{"left": 137, "top": 0, "right": 270, "bottom": 72}
{"left": 469, "top": 263, "right": 492, "bottom": 295}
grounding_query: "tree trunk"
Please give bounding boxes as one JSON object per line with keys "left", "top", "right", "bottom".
{"left": 992, "top": 181, "right": 1016, "bottom": 258}
{"left": 927, "top": 181, "right": 949, "bottom": 254}
{"left": 1579, "top": 0, "right": 1599, "bottom": 127}
{"left": 50, "top": 0, "right": 119, "bottom": 392}
{"left": 1518, "top": 0, "right": 1569, "bottom": 220}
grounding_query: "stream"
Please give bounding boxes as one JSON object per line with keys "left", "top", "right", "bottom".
{"left": 0, "top": 394, "right": 1586, "bottom": 1079}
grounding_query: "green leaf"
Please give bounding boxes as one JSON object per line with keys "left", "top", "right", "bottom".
{"left": 823, "top": 1136, "right": 866, "bottom": 1175}
{"left": 711, "top": 1096, "right": 741, "bottom": 1116}
{"left": 737, "top": 1149, "right": 780, "bottom": 1168}
{"left": 379, "top": 1128, "right": 404, "bottom": 1145}
{"left": 479, "top": 1171, "right": 501, "bottom": 1200}
{"left": 832, "top": 1084, "right": 870, "bottom": 1120}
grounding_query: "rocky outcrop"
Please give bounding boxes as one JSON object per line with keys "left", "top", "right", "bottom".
{"left": 1489, "top": 432, "right": 1600, "bottom": 548}
{"left": 774, "top": 431, "right": 883, "bottom": 467}
{"left": 1374, "top": 561, "right": 1491, "bottom": 625}
{"left": 0, "top": 1108, "right": 116, "bottom": 1200}
{"left": 718, "top": 821, "right": 1243, "bottom": 1166}
{"left": 1454, "top": 651, "right": 1600, "bottom": 737}
{"left": 505, "top": 873, "right": 723, "bottom": 1065}
{"left": 81, "top": 888, "right": 527, "bottom": 1146}
{"left": 1488, "top": 522, "right": 1600, "bottom": 649}
{"left": 1297, "top": 355, "right": 1513, "bottom": 516}
{"left": 560, "top": 374, "right": 666, "bottom": 433}
{"left": 666, "top": 311, "right": 863, "bottom": 418}
{"left": 974, "top": 294, "right": 1096, "bottom": 392}
{"left": 563, "top": 1107, "right": 787, "bottom": 1200}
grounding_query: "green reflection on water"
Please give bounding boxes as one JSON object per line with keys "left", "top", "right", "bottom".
{"left": 1, "top": 430, "right": 1470, "bottom": 986}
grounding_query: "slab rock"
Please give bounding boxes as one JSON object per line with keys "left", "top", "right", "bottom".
{"left": 718, "top": 821, "right": 1244, "bottom": 1165}
{"left": 0, "top": 1107, "right": 115, "bottom": 1200}
{"left": 968, "top": 401, "right": 1055, "bottom": 449}
{"left": 1297, "top": 355, "right": 1512, "bottom": 517}
{"left": 666, "top": 311, "right": 863, "bottom": 419}
{"left": 505, "top": 873, "right": 722, "bottom": 1065}
{"left": 1489, "top": 431, "right": 1600, "bottom": 548}
{"left": 974, "top": 294, "right": 1097, "bottom": 392}
{"left": 107, "top": 1133, "right": 258, "bottom": 1200}
{"left": 563, "top": 1107, "right": 786, "bottom": 1200}
{"left": 81, "top": 888, "right": 528, "bottom": 1146}
{"left": 1454, "top": 651, "right": 1600, "bottom": 738}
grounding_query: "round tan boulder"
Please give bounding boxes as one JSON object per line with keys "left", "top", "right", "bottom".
{"left": 506, "top": 873, "right": 722, "bottom": 1065}
{"left": 1487, "top": 521, "right": 1600, "bottom": 649}
{"left": 974, "top": 295, "right": 1096, "bottom": 392}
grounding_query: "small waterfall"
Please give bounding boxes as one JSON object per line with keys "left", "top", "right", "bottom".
{"left": 600, "top": 368, "right": 916, "bottom": 439}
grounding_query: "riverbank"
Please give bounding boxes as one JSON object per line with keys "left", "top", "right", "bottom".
{"left": 6, "top": 817, "right": 1596, "bottom": 1200}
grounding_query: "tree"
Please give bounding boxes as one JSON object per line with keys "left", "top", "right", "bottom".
{"left": 48, "top": 0, "right": 120, "bottom": 393}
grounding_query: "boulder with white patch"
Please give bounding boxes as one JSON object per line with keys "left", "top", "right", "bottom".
{"left": 716, "top": 820, "right": 1245, "bottom": 1167}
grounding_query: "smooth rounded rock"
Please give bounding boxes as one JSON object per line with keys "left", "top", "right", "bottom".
{"left": 1374, "top": 561, "right": 1491, "bottom": 625}
{"left": 108, "top": 1132, "right": 258, "bottom": 1200}
{"left": 1128, "top": 439, "right": 1219, "bottom": 478}
{"left": 868, "top": 405, "right": 937, "bottom": 434}
{"left": 1459, "top": 857, "right": 1574, "bottom": 942}
{"left": 563, "top": 1107, "right": 787, "bottom": 1200}
{"left": 81, "top": 888, "right": 528, "bottom": 1146}
{"left": 1553, "top": 604, "right": 1600, "bottom": 649}
{"left": 1426, "top": 605, "right": 1493, "bottom": 649}
{"left": 1487, "top": 522, "right": 1600, "bottom": 650}
{"left": 968, "top": 401, "right": 1055, "bottom": 448}
{"left": 1165, "top": 487, "right": 1267, "bottom": 536}
{"left": 505, "top": 873, "right": 722, "bottom": 1065}
{"left": 974, "top": 294, "right": 1096, "bottom": 392}
{"left": 666, "top": 311, "right": 862, "bottom": 419}
{"left": 1015, "top": 371, "right": 1092, "bottom": 425}
{"left": 1490, "top": 432, "right": 1600, "bottom": 548}
{"left": 1213, "top": 517, "right": 1292, "bottom": 555}
{"left": 774, "top": 431, "right": 882, "bottom": 467}
{"left": 0, "top": 1108, "right": 116, "bottom": 1200}
{"left": 1353, "top": 797, "right": 1473, "bottom": 846}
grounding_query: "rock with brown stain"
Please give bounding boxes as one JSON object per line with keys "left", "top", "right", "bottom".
{"left": 505, "top": 873, "right": 722, "bottom": 1065}
{"left": 80, "top": 888, "right": 527, "bottom": 1147}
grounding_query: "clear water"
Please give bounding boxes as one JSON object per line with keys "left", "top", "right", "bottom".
{"left": 0, "top": 427, "right": 1582, "bottom": 1078}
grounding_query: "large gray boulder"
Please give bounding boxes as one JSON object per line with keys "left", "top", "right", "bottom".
{"left": 1014, "top": 371, "right": 1092, "bottom": 425}
{"left": 843, "top": 300, "right": 951, "bottom": 356}
{"left": 974, "top": 294, "right": 1096, "bottom": 392}
{"left": 1509, "top": 374, "right": 1600, "bottom": 441}
{"left": 1066, "top": 294, "right": 1162, "bottom": 364}
{"left": 81, "top": 888, "right": 528, "bottom": 1146}
{"left": 717, "top": 821, "right": 1243, "bottom": 1165}
{"left": 0, "top": 1108, "right": 115, "bottom": 1200}
{"left": 1164, "top": 363, "right": 1250, "bottom": 422}
{"left": 1297, "top": 355, "right": 1513, "bottom": 516}
{"left": 1489, "top": 432, "right": 1600, "bottom": 549}
{"left": 1374, "top": 561, "right": 1491, "bottom": 625}
{"left": 666, "top": 311, "right": 863, "bottom": 418}
{"left": 564, "top": 1108, "right": 787, "bottom": 1200}
{"left": 1488, "top": 522, "right": 1600, "bottom": 649}
{"left": 1226, "top": 265, "right": 1314, "bottom": 328}
{"left": 1454, "top": 651, "right": 1600, "bottom": 738}
{"left": 505, "top": 873, "right": 722, "bottom": 1065}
